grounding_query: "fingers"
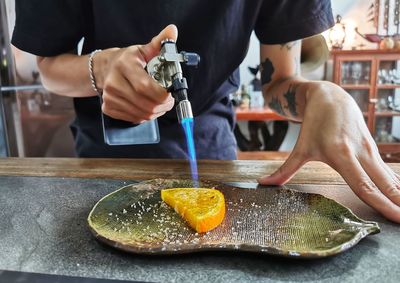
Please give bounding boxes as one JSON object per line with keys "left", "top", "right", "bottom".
{"left": 103, "top": 108, "right": 145, "bottom": 124}
{"left": 102, "top": 71, "right": 174, "bottom": 123}
{"left": 139, "top": 24, "right": 178, "bottom": 62}
{"left": 359, "top": 154, "right": 400, "bottom": 206}
{"left": 258, "top": 150, "right": 307, "bottom": 186}
{"left": 103, "top": 89, "right": 161, "bottom": 122}
{"left": 382, "top": 161, "right": 400, "bottom": 181}
{"left": 101, "top": 24, "right": 178, "bottom": 122}
{"left": 115, "top": 48, "right": 171, "bottom": 104}
{"left": 331, "top": 155, "right": 400, "bottom": 223}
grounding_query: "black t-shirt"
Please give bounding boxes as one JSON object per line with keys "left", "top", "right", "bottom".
{"left": 12, "top": 0, "right": 334, "bottom": 159}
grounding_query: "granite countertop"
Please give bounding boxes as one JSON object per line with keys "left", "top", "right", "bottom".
{"left": 0, "top": 173, "right": 399, "bottom": 283}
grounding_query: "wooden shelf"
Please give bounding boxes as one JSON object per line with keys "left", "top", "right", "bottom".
{"left": 235, "top": 107, "right": 286, "bottom": 121}
{"left": 341, "top": 84, "right": 371, "bottom": 89}
{"left": 331, "top": 49, "right": 400, "bottom": 55}
{"left": 377, "top": 84, "right": 400, "bottom": 89}
{"left": 375, "top": 110, "right": 400, "bottom": 117}
{"left": 377, "top": 144, "right": 400, "bottom": 162}
{"left": 377, "top": 142, "right": 400, "bottom": 146}
{"left": 378, "top": 143, "right": 400, "bottom": 148}
{"left": 332, "top": 49, "right": 400, "bottom": 162}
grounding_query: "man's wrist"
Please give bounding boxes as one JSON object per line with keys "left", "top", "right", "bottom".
{"left": 92, "top": 47, "right": 120, "bottom": 91}
{"left": 89, "top": 49, "right": 102, "bottom": 95}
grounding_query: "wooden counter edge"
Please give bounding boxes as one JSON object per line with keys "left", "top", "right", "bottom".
{"left": 0, "top": 157, "right": 399, "bottom": 185}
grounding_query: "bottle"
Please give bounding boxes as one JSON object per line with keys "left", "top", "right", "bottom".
{"left": 240, "top": 85, "right": 250, "bottom": 109}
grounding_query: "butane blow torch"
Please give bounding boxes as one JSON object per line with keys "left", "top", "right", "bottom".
{"left": 146, "top": 39, "right": 200, "bottom": 123}
{"left": 102, "top": 39, "right": 199, "bottom": 146}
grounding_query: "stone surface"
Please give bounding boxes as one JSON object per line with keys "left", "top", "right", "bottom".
{"left": 0, "top": 176, "right": 399, "bottom": 283}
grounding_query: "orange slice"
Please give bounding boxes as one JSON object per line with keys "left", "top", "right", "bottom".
{"left": 161, "top": 188, "right": 225, "bottom": 233}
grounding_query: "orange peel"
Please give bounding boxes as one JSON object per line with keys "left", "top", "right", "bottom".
{"left": 161, "top": 188, "right": 225, "bottom": 233}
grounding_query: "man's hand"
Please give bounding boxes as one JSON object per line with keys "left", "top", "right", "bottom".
{"left": 257, "top": 40, "right": 400, "bottom": 223}
{"left": 94, "top": 25, "right": 177, "bottom": 123}
{"left": 37, "top": 24, "right": 177, "bottom": 123}
{"left": 259, "top": 82, "right": 400, "bottom": 222}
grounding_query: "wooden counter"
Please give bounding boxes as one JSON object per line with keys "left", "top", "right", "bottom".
{"left": 235, "top": 107, "right": 286, "bottom": 121}
{"left": 0, "top": 158, "right": 400, "bottom": 282}
{"left": 0, "top": 157, "right": 399, "bottom": 184}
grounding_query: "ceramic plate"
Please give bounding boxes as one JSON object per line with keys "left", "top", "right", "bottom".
{"left": 88, "top": 179, "right": 380, "bottom": 258}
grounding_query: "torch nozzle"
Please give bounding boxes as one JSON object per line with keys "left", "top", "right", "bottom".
{"left": 170, "top": 78, "right": 193, "bottom": 123}
{"left": 176, "top": 99, "right": 193, "bottom": 123}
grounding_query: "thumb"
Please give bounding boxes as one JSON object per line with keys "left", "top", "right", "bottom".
{"left": 140, "top": 24, "right": 178, "bottom": 62}
{"left": 257, "top": 151, "right": 306, "bottom": 186}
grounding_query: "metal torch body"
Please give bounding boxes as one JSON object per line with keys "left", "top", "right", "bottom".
{"left": 146, "top": 39, "right": 200, "bottom": 123}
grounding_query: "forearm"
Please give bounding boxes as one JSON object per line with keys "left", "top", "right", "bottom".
{"left": 263, "top": 78, "right": 346, "bottom": 122}
{"left": 259, "top": 40, "right": 344, "bottom": 122}
{"left": 263, "top": 76, "right": 307, "bottom": 121}
{"left": 36, "top": 48, "right": 118, "bottom": 97}
{"left": 36, "top": 53, "right": 94, "bottom": 97}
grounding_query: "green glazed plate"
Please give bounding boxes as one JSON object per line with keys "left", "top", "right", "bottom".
{"left": 88, "top": 179, "right": 380, "bottom": 258}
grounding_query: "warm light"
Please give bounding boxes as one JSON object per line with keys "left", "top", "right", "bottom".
{"left": 344, "top": 20, "right": 357, "bottom": 48}
{"left": 329, "top": 15, "right": 346, "bottom": 49}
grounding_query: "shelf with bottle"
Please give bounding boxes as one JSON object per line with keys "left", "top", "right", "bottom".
{"left": 233, "top": 83, "right": 266, "bottom": 110}
{"left": 332, "top": 50, "right": 400, "bottom": 161}
{"left": 377, "top": 60, "right": 400, "bottom": 86}
{"left": 375, "top": 88, "right": 400, "bottom": 116}
{"left": 374, "top": 63, "right": 400, "bottom": 144}
{"left": 234, "top": 84, "right": 284, "bottom": 121}
{"left": 340, "top": 60, "right": 372, "bottom": 86}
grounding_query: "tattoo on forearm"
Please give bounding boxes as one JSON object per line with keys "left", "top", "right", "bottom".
{"left": 261, "top": 46, "right": 300, "bottom": 117}
{"left": 279, "top": 41, "right": 299, "bottom": 51}
{"left": 283, "top": 84, "right": 299, "bottom": 116}
{"left": 268, "top": 96, "right": 285, "bottom": 116}
{"left": 260, "top": 58, "right": 274, "bottom": 85}
{"left": 268, "top": 84, "right": 299, "bottom": 117}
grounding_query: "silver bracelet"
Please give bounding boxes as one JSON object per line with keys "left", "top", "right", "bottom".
{"left": 88, "top": 49, "right": 102, "bottom": 95}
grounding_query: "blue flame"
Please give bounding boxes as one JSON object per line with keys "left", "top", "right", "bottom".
{"left": 181, "top": 117, "right": 199, "bottom": 187}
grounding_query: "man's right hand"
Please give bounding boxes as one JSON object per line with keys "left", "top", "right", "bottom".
{"left": 94, "top": 24, "right": 178, "bottom": 124}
